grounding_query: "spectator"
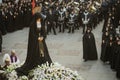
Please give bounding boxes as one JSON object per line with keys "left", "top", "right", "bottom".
{"left": 3, "top": 54, "right": 11, "bottom": 69}
{"left": 10, "top": 50, "right": 20, "bottom": 65}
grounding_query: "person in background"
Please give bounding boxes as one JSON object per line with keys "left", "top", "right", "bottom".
{"left": 83, "top": 28, "right": 98, "bottom": 61}
{"left": 116, "top": 39, "right": 120, "bottom": 78}
{"left": 15, "top": 11, "right": 52, "bottom": 76}
{"left": 2, "top": 53, "right": 11, "bottom": 69}
{"left": 3, "top": 57, "right": 11, "bottom": 69}
{"left": 82, "top": 9, "right": 91, "bottom": 34}
{"left": 10, "top": 50, "right": 20, "bottom": 65}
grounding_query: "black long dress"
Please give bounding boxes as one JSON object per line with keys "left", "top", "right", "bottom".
{"left": 83, "top": 31, "right": 98, "bottom": 61}
{"left": 116, "top": 43, "right": 120, "bottom": 78}
{"left": 6, "top": 8, "right": 15, "bottom": 32}
{"left": 110, "top": 41, "right": 118, "bottom": 70}
{"left": 0, "top": 31, "right": 2, "bottom": 53}
{"left": 0, "top": 10, "right": 7, "bottom": 35}
{"left": 100, "top": 34, "right": 109, "bottom": 62}
{"left": 16, "top": 13, "right": 52, "bottom": 76}
{"left": 23, "top": 4, "right": 32, "bottom": 27}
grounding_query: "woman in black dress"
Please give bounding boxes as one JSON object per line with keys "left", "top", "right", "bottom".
{"left": 83, "top": 28, "right": 98, "bottom": 61}
{"left": 16, "top": 10, "right": 52, "bottom": 76}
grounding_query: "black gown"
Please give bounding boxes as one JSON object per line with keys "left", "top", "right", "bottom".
{"left": 23, "top": 4, "right": 32, "bottom": 27}
{"left": 14, "top": 8, "right": 24, "bottom": 30}
{"left": 83, "top": 31, "right": 98, "bottom": 61}
{"left": 16, "top": 13, "right": 52, "bottom": 76}
{"left": 0, "top": 31, "right": 2, "bottom": 53}
{"left": 0, "top": 10, "right": 7, "bottom": 35}
{"left": 116, "top": 43, "right": 120, "bottom": 78}
{"left": 14, "top": 10, "right": 20, "bottom": 30}
{"left": 100, "top": 34, "right": 110, "bottom": 62}
{"left": 110, "top": 41, "right": 118, "bottom": 70}
{"left": 6, "top": 9, "right": 15, "bottom": 32}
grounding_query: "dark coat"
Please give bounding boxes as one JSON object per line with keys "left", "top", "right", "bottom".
{"left": 16, "top": 13, "right": 52, "bottom": 76}
{"left": 100, "top": 34, "right": 110, "bottom": 62}
{"left": 83, "top": 31, "right": 98, "bottom": 60}
{"left": 116, "top": 44, "right": 120, "bottom": 78}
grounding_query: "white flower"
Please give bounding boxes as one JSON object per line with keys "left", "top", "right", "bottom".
{"left": 20, "top": 76, "right": 28, "bottom": 80}
{"left": 1, "top": 62, "right": 84, "bottom": 80}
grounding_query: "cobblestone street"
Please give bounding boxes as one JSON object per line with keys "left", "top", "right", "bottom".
{"left": 0, "top": 21, "right": 118, "bottom": 80}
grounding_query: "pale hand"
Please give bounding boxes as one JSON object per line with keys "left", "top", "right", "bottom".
{"left": 38, "top": 37, "right": 43, "bottom": 41}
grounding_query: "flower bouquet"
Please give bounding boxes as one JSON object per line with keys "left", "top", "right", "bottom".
{"left": 28, "top": 62, "right": 84, "bottom": 80}
{"left": 0, "top": 62, "right": 84, "bottom": 80}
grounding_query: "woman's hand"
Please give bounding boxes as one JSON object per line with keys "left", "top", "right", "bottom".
{"left": 38, "top": 37, "right": 43, "bottom": 41}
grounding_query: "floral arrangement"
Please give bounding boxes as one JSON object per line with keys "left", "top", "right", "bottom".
{"left": 29, "top": 62, "right": 83, "bottom": 80}
{"left": 0, "top": 61, "right": 28, "bottom": 80}
{"left": 0, "top": 62, "right": 84, "bottom": 80}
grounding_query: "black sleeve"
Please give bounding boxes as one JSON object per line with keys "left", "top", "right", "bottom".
{"left": 0, "top": 31, "right": 2, "bottom": 45}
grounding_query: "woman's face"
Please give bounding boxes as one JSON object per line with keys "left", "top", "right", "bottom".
{"left": 109, "top": 13, "right": 112, "bottom": 16}
{"left": 110, "top": 36, "right": 113, "bottom": 40}
{"left": 87, "top": 30, "right": 90, "bottom": 33}
{"left": 106, "top": 27, "right": 109, "bottom": 31}
{"left": 36, "top": 18, "right": 42, "bottom": 29}
{"left": 116, "top": 37, "right": 119, "bottom": 40}
{"left": 105, "top": 32, "right": 108, "bottom": 36}
{"left": 110, "top": 27, "right": 113, "bottom": 29}
{"left": 5, "top": 61, "right": 10, "bottom": 65}
{"left": 112, "top": 7, "right": 115, "bottom": 11}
